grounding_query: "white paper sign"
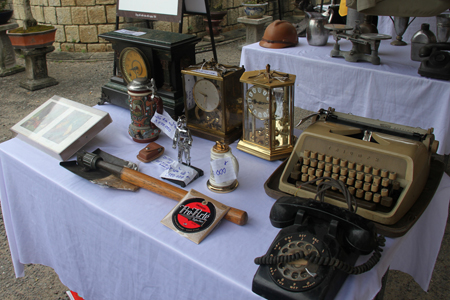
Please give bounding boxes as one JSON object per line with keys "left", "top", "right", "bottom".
{"left": 114, "top": 29, "right": 146, "bottom": 36}
{"left": 210, "top": 157, "right": 236, "bottom": 183}
{"left": 161, "top": 162, "right": 198, "bottom": 186}
{"left": 151, "top": 111, "right": 177, "bottom": 139}
{"left": 193, "top": 69, "right": 219, "bottom": 76}
{"left": 151, "top": 154, "right": 175, "bottom": 170}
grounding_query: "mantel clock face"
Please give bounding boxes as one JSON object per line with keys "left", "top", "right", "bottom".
{"left": 119, "top": 47, "right": 151, "bottom": 84}
{"left": 246, "top": 86, "right": 270, "bottom": 120}
{"left": 193, "top": 79, "right": 221, "bottom": 112}
{"left": 181, "top": 63, "right": 245, "bottom": 144}
{"left": 237, "top": 66, "right": 296, "bottom": 161}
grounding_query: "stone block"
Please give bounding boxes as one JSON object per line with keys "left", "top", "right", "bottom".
{"left": 48, "top": 0, "right": 61, "bottom": 6}
{"left": 65, "top": 25, "right": 80, "bottom": 42}
{"left": 31, "top": 6, "right": 45, "bottom": 23}
{"left": 227, "top": 7, "right": 240, "bottom": 25}
{"left": 54, "top": 24, "right": 66, "bottom": 42}
{"left": 88, "top": 43, "right": 107, "bottom": 52}
{"left": 56, "top": 7, "right": 72, "bottom": 24}
{"left": 61, "top": 42, "right": 75, "bottom": 51}
{"left": 97, "top": 24, "right": 115, "bottom": 42}
{"left": 71, "top": 6, "right": 88, "bottom": 24}
{"left": 105, "top": 5, "right": 117, "bottom": 23}
{"left": 189, "top": 15, "right": 203, "bottom": 33}
{"left": 76, "top": 0, "right": 95, "bottom": 5}
{"left": 154, "top": 21, "right": 171, "bottom": 32}
{"left": 106, "top": 43, "right": 113, "bottom": 51}
{"left": 74, "top": 43, "right": 87, "bottom": 52}
{"left": 44, "top": 6, "right": 57, "bottom": 24}
{"left": 61, "top": 0, "right": 76, "bottom": 6}
{"left": 87, "top": 6, "right": 106, "bottom": 24}
{"left": 96, "top": 0, "right": 115, "bottom": 4}
{"left": 30, "top": 0, "right": 40, "bottom": 5}
{"left": 79, "top": 25, "right": 98, "bottom": 42}
{"left": 53, "top": 42, "right": 61, "bottom": 51}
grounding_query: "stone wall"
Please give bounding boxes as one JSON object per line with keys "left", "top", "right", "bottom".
{"left": 9, "top": 0, "right": 296, "bottom": 52}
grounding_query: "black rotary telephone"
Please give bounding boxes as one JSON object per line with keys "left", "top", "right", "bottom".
{"left": 252, "top": 178, "right": 385, "bottom": 300}
{"left": 418, "top": 43, "right": 450, "bottom": 80}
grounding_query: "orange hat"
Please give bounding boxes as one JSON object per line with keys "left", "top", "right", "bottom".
{"left": 260, "top": 20, "right": 299, "bottom": 49}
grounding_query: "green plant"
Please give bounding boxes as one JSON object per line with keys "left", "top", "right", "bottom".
{"left": 0, "top": 0, "right": 7, "bottom": 11}
{"left": 209, "top": 0, "right": 224, "bottom": 12}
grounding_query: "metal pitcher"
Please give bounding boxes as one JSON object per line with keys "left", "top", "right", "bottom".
{"left": 306, "top": 12, "right": 329, "bottom": 46}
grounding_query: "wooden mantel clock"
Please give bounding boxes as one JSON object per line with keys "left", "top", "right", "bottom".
{"left": 237, "top": 65, "right": 296, "bottom": 161}
{"left": 98, "top": 27, "right": 201, "bottom": 118}
{"left": 181, "top": 60, "right": 245, "bottom": 144}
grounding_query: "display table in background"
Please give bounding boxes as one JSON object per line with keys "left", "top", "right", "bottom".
{"left": 240, "top": 36, "right": 450, "bottom": 155}
{"left": 1, "top": 104, "right": 449, "bottom": 300}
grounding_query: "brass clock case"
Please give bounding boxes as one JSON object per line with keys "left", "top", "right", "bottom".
{"left": 181, "top": 61, "right": 245, "bottom": 144}
{"left": 238, "top": 65, "right": 296, "bottom": 161}
{"left": 119, "top": 47, "right": 151, "bottom": 84}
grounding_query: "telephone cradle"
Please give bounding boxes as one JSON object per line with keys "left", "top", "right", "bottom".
{"left": 252, "top": 188, "right": 385, "bottom": 300}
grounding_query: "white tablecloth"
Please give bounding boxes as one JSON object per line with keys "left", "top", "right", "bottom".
{"left": 240, "top": 36, "right": 450, "bottom": 155}
{"left": 1, "top": 104, "right": 449, "bottom": 300}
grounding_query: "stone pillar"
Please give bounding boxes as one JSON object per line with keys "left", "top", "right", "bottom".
{"left": 18, "top": 46, "right": 58, "bottom": 91}
{"left": 0, "top": 23, "right": 25, "bottom": 77}
{"left": 237, "top": 15, "right": 273, "bottom": 49}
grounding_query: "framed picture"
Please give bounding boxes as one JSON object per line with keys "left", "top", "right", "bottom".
{"left": 117, "top": 0, "right": 184, "bottom": 23}
{"left": 11, "top": 95, "right": 112, "bottom": 161}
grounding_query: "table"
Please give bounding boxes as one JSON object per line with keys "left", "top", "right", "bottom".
{"left": 240, "top": 36, "right": 450, "bottom": 155}
{"left": 1, "top": 104, "right": 449, "bottom": 300}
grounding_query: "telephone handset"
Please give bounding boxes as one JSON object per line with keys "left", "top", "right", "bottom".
{"left": 418, "top": 43, "right": 450, "bottom": 80}
{"left": 252, "top": 178, "right": 385, "bottom": 300}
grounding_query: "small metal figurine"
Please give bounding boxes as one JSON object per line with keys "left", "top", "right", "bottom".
{"left": 172, "top": 115, "right": 193, "bottom": 166}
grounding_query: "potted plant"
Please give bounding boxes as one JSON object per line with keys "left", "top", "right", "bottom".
{"left": 242, "top": 0, "right": 269, "bottom": 19}
{"left": 204, "top": 0, "right": 227, "bottom": 37}
{"left": 0, "top": 0, "right": 14, "bottom": 25}
{"left": 6, "top": 0, "right": 56, "bottom": 49}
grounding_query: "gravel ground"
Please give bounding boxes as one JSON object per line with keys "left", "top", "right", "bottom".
{"left": 0, "top": 37, "right": 449, "bottom": 300}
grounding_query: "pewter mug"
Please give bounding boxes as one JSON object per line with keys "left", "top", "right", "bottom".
{"left": 436, "top": 14, "right": 450, "bottom": 43}
{"left": 306, "top": 12, "right": 329, "bottom": 46}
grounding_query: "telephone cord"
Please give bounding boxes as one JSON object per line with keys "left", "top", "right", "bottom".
{"left": 254, "top": 235, "right": 385, "bottom": 275}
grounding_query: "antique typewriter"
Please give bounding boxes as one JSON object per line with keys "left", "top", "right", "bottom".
{"left": 278, "top": 108, "right": 439, "bottom": 226}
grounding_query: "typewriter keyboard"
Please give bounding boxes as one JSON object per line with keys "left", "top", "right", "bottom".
{"left": 286, "top": 149, "right": 404, "bottom": 212}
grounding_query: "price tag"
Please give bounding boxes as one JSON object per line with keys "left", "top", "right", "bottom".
{"left": 161, "top": 162, "right": 198, "bottom": 186}
{"left": 151, "top": 155, "right": 175, "bottom": 170}
{"left": 193, "top": 69, "right": 219, "bottom": 77}
{"left": 151, "top": 111, "right": 177, "bottom": 139}
{"left": 210, "top": 157, "right": 236, "bottom": 183}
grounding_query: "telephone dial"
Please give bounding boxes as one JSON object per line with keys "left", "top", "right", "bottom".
{"left": 252, "top": 178, "right": 385, "bottom": 300}
{"left": 418, "top": 43, "right": 450, "bottom": 80}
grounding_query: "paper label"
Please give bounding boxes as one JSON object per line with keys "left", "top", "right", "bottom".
{"left": 192, "top": 69, "right": 219, "bottom": 77}
{"left": 151, "top": 155, "right": 175, "bottom": 170}
{"left": 161, "top": 161, "right": 198, "bottom": 186}
{"left": 210, "top": 157, "right": 236, "bottom": 184}
{"left": 151, "top": 111, "right": 177, "bottom": 139}
{"left": 114, "top": 29, "right": 146, "bottom": 36}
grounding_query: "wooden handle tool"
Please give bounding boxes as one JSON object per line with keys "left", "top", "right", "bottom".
{"left": 78, "top": 151, "right": 248, "bottom": 226}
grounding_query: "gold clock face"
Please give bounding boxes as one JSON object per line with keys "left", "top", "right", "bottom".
{"left": 193, "top": 79, "right": 220, "bottom": 112}
{"left": 119, "top": 47, "right": 150, "bottom": 84}
{"left": 246, "top": 86, "right": 271, "bottom": 120}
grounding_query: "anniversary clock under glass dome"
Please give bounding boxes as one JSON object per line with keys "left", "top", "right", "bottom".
{"left": 181, "top": 60, "right": 245, "bottom": 144}
{"left": 237, "top": 65, "right": 296, "bottom": 161}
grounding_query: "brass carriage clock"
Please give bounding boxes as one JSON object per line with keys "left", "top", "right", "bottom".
{"left": 237, "top": 65, "right": 296, "bottom": 161}
{"left": 181, "top": 60, "right": 245, "bottom": 144}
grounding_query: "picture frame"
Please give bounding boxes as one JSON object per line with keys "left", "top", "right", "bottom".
{"left": 10, "top": 95, "right": 112, "bottom": 161}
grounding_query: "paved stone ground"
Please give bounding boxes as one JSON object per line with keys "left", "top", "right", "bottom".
{"left": 0, "top": 32, "right": 449, "bottom": 300}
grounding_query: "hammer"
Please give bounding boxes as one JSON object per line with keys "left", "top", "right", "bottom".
{"left": 77, "top": 151, "right": 248, "bottom": 226}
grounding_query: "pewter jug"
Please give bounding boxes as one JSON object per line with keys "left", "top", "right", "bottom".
{"left": 306, "top": 12, "right": 329, "bottom": 46}
{"left": 411, "top": 23, "right": 436, "bottom": 61}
